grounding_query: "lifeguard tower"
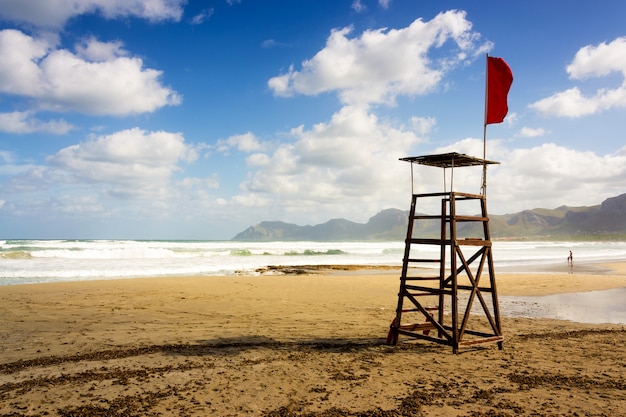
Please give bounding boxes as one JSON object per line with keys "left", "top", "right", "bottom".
{"left": 387, "top": 152, "right": 503, "bottom": 353}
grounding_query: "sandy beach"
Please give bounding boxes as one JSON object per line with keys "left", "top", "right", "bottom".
{"left": 1, "top": 263, "right": 626, "bottom": 416}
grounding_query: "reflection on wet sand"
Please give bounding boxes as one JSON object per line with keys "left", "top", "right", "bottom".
{"left": 500, "top": 287, "right": 626, "bottom": 324}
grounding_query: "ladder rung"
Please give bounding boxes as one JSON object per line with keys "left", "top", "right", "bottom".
{"left": 412, "top": 215, "right": 449, "bottom": 220}
{"left": 405, "top": 258, "right": 441, "bottom": 263}
{"left": 455, "top": 215, "right": 488, "bottom": 222}
{"left": 408, "top": 238, "right": 452, "bottom": 245}
{"left": 400, "top": 306, "right": 438, "bottom": 313}
{"left": 405, "top": 289, "right": 452, "bottom": 296}
{"left": 403, "top": 276, "right": 440, "bottom": 281}
{"left": 405, "top": 284, "right": 440, "bottom": 292}
{"left": 457, "top": 238, "right": 491, "bottom": 246}
{"left": 407, "top": 292, "right": 437, "bottom": 297}
{"left": 457, "top": 285, "right": 494, "bottom": 292}
{"left": 451, "top": 192, "right": 483, "bottom": 199}
{"left": 398, "top": 322, "right": 436, "bottom": 332}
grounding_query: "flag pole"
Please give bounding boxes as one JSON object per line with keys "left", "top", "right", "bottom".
{"left": 481, "top": 53, "right": 488, "bottom": 196}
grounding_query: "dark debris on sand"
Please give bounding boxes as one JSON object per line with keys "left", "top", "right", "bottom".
{"left": 2, "top": 328, "right": 626, "bottom": 417}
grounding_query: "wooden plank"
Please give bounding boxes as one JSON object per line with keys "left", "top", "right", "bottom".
{"left": 397, "top": 330, "right": 451, "bottom": 345}
{"left": 404, "top": 284, "right": 444, "bottom": 293}
{"left": 455, "top": 215, "right": 488, "bottom": 222}
{"left": 404, "top": 276, "right": 441, "bottom": 280}
{"left": 398, "top": 322, "right": 437, "bottom": 331}
{"left": 458, "top": 336, "right": 504, "bottom": 347}
{"left": 405, "top": 258, "right": 441, "bottom": 263}
{"left": 457, "top": 284, "right": 494, "bottom": 292}
{"left": 412, "top": 215, "right": 449, "bottom": 220}
{"left": 409, "top": 238, "right": 452, "bottom": 245}
{"left": 456, "top": 239, "right": 491, "bottom": 246}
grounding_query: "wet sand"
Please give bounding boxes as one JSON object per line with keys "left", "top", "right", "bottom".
{"left": 1, "top": 262, "right": 626, "bottom": 416}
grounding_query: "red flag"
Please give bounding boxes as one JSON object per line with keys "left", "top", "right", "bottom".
{"left": 485, "top": 56, "right": 513, "bottom": 125}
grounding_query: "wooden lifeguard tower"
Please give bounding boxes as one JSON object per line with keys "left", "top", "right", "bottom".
{"left": 387, "top": 152, "right": 504, "bottom": 353}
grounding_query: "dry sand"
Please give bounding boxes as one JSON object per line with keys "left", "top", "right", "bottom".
{"left": 1, "top": 263, "right": 626, "bottom": 416}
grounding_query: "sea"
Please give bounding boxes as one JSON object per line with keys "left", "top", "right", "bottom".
{"left": 1, "top": 239, "right": 625, "bottom": 286}
{"left": 1, "top": 239, "right": 626, "bottom": 324}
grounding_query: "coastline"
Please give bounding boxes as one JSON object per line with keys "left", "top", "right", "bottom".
{"left": 1, "top": 262, "right": 625, "bottom": 416}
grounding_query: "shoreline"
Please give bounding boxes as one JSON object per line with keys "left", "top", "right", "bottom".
{"left": 1, "top": 262, "right": 625, "bottom": 416}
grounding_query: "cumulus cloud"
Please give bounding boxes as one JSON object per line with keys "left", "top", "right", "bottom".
{"left": 411, "top": 116, "right": 436, "bottom": 136}
{"left": 75, "top": 36, "right": 127, "bottom": 61}
{"left": 235, "top": 105, "right": 426, "bottom": 221}
{"left": 230, "top": 106, "right": 626, "bottom": 225}
{"left": 268, "top": 10, "right": 492, "bottom": 107}
{"left": 493, "top": 143, "right": 626, "bottom": 210}
{"left": 0, "top": 30, "right": 181, "bottom": 115}
{"left": 46, "top": 128, "right": 192, "bottom": 197}
{"left": 426, "top": 138, "right": 626, "bottom": 213}
{"left": 530, "top": 36, "right": 626, "bottom": 117}
{"left": 0, "top": 0, "right": 185, "bottom": 30}
{"left": 0, "top": 128, "right": 223, "bottom": 224}
{"left": 0, "top": 111, "right": 73, "bottom": 134}
{"left": 216, "top": 132, "right": 265, "bottom": 154}
{"left": 518, "top": 127, "right": 546, "bottom": 138}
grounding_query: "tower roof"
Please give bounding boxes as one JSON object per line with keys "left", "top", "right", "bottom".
{"left": 400, "top": 152, "right": 499, "bottom": 168}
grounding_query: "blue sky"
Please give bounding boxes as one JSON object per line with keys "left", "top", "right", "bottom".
{"left": 0, "top": 0, "right": 625, "bottom": 239}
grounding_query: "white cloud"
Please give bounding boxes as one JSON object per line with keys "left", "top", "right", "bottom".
{"left": 75, "top": 36, "right": 127, "bottom": 61}
{"left": 268, "top": 10, "right": 492, "bottom": 107}
{"left": 46, "top": 128, "right": 192, "bottom": 197}
{"left": 435, "top": 139, "right": 626, "bottom": 214}
{"left": 351, "top": 0, "right": 366, "bottom": 13}
{"left": 0, "top": 150, "right": 13, "bottom": 163}
{"left": 1, "top": 128, "right": 223, "bottom": 225}
{"left": 518, "top": 127, "right": 546, "bottom": 138}
{"left": 246, "top": 153, "right": 271, "bottom": 167}
{"left": 494, "top": 143, "right": 626, "bottom": 211}
{"left": 217, "top": 132, "right": 265, "bottom": 154}
{"left": 262, "top": 39, "right": 290, "bottom": 48}
{"left": 190, "top": 8, "right": 214, "bottom": 25}
{"left": 0, "top": 0, "right": 185, "bottom": 30}
{"left": 567, "top": 37, "right": 626, "bottom": 80}
{"left": 0, "top": 111, "right": 73, "bottom": 134}
{"left": 0, "top": 29, "right": 48, "bottom": 96}
{"left": 233, "top": 108, "right": 626, "bottom": 225}
{"left": 379, "top": 0, "right": 392, "bottom": 9}
{"left": 178, "top": 175, "right": 220, "bottom": 190}
{"left": 236, "top": 105, "right": 425, "bottom": 222}
{"left": 530, "top": 87, "right": 601, "bottom": 118}
{"left": 0, "top": 30, "right": 181, "bottom": 115}
{"left": 530, "top": 36, "right": 626, "bottom": 118}
{"left": 262, "top": 39, "right": 277, "bottom": 48}
{"left": 411, "top": 116, "right": 436, "bottom": 136}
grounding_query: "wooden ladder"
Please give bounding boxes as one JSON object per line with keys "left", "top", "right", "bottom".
{"left": 388, "top": 191, "right": 503, "bottom": 353}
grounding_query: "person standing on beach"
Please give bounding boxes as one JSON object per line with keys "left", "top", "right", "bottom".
{"left": 568, "top": 251, "right": 573, "bottom": 270}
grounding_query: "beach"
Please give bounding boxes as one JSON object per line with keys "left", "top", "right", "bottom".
{"left": 1, "top": 264, "right": 626, "bottom": 416}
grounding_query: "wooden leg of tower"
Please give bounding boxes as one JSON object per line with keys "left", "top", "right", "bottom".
{"left": 438, "top": 197, "right": 447, "bottom": 340}
{"left": 450, "top": 193, "right": 459, "bottom": 353}
{"left": 482, "top": 196, "right": 504, "bottom": 350}
{"left": 389, "top": 194, "right": 418, "bottom": 346}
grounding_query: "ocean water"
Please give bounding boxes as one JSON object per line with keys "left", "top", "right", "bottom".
{"left": 2, "top": 239, "right": 625, "bottom": 325}
{"left": 1, "top": 239, "right": 625, "bottom": 286}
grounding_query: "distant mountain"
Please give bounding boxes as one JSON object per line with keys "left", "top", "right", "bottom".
{"left": 232, "top": 194, "right": 626, "bottom": 241}
{"left": 232, "top": 209, "right": 409, "bottom": 241}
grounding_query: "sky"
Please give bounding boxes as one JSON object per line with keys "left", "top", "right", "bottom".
{"left": 0, "top": 0, "right": 625, "bottom": 240}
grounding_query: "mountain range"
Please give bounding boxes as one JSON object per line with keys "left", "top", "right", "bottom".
{"left": 232, "top": 193, "right": 626, "bottom": 241}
